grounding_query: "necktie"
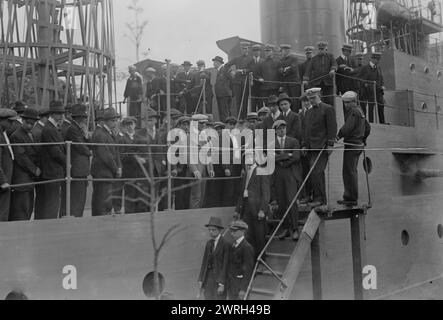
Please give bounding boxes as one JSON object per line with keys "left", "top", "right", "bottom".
{"left": 28, "top": 132, "right": 34, "bottom": 143}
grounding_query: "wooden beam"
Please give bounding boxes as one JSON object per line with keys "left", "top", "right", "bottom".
{"left": 311, "top": 220, "right": 325, "bottom": 300}
{"left": 350, "top": 213, "right": 367, "bottom": 300}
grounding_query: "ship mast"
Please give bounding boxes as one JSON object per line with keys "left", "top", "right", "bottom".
{"left": 0, "top": 0, "right": 116, "bottom": 118}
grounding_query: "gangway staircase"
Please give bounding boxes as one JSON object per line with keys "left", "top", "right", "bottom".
{"left": 245, "top": 204, "right": 371, "bottom": 300}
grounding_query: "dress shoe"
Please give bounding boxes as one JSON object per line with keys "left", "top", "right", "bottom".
{"left": 278, "top": 229, "right": 290, "bottom": 240}
{"left": 292, "top": 230, "right": 300, "bottom": 241}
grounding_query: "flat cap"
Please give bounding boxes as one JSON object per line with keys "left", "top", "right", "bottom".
{"left": 317, "top": 41, "right": 328, "bottom": 49}
{"left": 224, "top": 117, "right": 238, "bottom": 125}
{"left": 306, "top": 87, "right": 322, "bottom": 97}
{"left": 247, "top": 112, "right": 259, "bottom": 121}
{"left": 280, "top": 44, "right": 292, "bottom": 50}
{"left": 342, "top": 91, "right": 358, "bottom": 102}
{"left": 264, "top": 44, "right": 274, "bottom": 51}
{"left": 273, "top": 119, "right": 287, "bottom": 129}
{"left": 214, "top": 122, "right": 226, "bottom": 129}
{"left": 176, "top": 116, "right": 191, "bottom": 125}
{"left": 258, "top": 106, "right": 270, "bottom": 115}
{"left": 192, "top": 114, "right": 209, "bottom": 123}
{"left": 240, "top": 41, "right": 251, "bottom": 48}
{"left": 266, "top": 95, "right": 279, "bottom": 106}
{"left": 342, "top": 44, "right": 353, "bottom": 51}
{"left": 121, "top": 116, "right": 137, "bottom": 124}
{"left": 252, "top": 44, "right": 262, "bottom": 51}
{"left": 304, "top": 46, "right": 315, "bottom": 53}
{"left": 230, "top": 220, "right": 249, "bottom": 231}
{"left": 0, "top": 109, "right": 19, "bottom": 120}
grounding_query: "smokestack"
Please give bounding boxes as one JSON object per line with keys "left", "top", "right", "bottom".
{"left": 260, "top": 0, "right": 346, "bottom": 56}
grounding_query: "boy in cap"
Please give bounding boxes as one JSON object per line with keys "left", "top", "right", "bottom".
{"left": 358, "top": 52, "right": 386, "bottom": 124}
{"left": 0, "top": 109, "right": 18, "bottom": 221}
{"left": 303, "top": 41, "right": 338, "bottom": 106}
{"left": 227, "top": 220, "right": 255, "bottom": 300}
{"left": 337, "top": 92, "right": 371, "bottom": 206}
{"left": 9, "top": 109, "right": 41, "bottom": 221}
{"left": 198, "top": 217, "right": 230, "bottom": 300}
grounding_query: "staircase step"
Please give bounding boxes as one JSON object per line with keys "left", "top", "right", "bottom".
{"left": 250, "top": 287, "right": 275, "bottom": 297}
{"left": 259, "top": 269, "right": 284, "bottom": 278}
{"left": 266, "top": 252, "right": 291, "bottom": 259}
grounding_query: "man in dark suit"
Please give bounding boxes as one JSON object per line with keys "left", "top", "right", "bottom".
{"left": 251, "top": 44, "right": 264, "bottom": 112}
{"left": 227, "top": 220, "right": 255, "bottom": 300}
{"left": 302, "top": 88, "right": 337, "bottom": 207}
{"left": 64, "top": 104, "right": 91, "bottom": 217}
{"left": 256, "top": 45, "right": 282, "bottom": 99}
{"left": 0, "top": 109, "right": 17, "bottom": 221}
{"left": 190, "top": 60, "right": 213, "bottom": 115}
{"left": 303, "top": 41, "right": 338, "bottom": 106}
{"left": 124, "top": 65, "right": 143, "bottom": 126}
{"left": 198, "top": 217, "right": 230, "bottom": 300}
{"left": 9, "top": 109, "right": 41, "bottom": 221}
{"left": 358, "top": 52, "right": 386, "bottom": 124}
{"left": 176, "top": 61, "right": 194, "bottom": 115}
{"left": 38, "top": 101, "right": 67, "bottom": 220}
{"left": 32, "top": 108, "right": 49, "bottom": 220}
{"left": 235, "top": 153, "right": 271, "bottom": 262}
{"left": 299, "top": 46, "right": 314, "bottom": 86}
{"left": 225, "top": 42, "right": 254, "bottom": 120}
{"left": 277, "top": 93, "right": 302, "bottom": 141}
{"left": 336, "top": 44, "right": 358, "bottom": 96}
{"left": 280, "top": 44, "right": 302, "bottom": 112}
{"left": 262, "top": 95, "right": 284, "bottom": 130}
{"left": 337, "top": 92, "right": 371, "bottom": 206}
{"left": 213, "top": 56, "right": 233, "bottom": 122}
{"left": 272, "top": 120, "right": 302, "bottom": 241}
{"left": 91, "top": 107, "right": 122, "bottom": 216}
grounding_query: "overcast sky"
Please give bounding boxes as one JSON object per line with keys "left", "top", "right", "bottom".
{"left": 114, "top": 0, "right": 261, "bottom": 72}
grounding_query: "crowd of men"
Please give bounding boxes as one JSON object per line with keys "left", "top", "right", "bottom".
{"left": 124, "top": 41, "right": 387, "bottom": 125}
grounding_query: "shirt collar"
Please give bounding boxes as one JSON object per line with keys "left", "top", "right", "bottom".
{"left": 103, "top": 124, "right": 112, "bottom": 134}
{"left": 48, "top": 117, "right": 59, "bottom": 128}
{"left": 235, "top": 236, "right": 245, "bottom": 247}
{"left": 272, "top": 110, "right": 281, "bottom": 119}
{"left": 370, "top": 61, "right": 376, "bottom": 68}
{"left": 37, "top": 120, "right": 45, "bottom": 127}
{"left": 341, "top": 54, "right": 347, "bottom": 60}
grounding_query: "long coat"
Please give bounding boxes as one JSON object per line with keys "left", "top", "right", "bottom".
{"left": 198, "top": 236, "right": 230, "bottom": 292}
{"left": 91, "top": 126, "right": 121, "bottom": 179}
{"left": 304, "top": 53, "right": 338, "bottom": 87}
{"left": 256, "top": 57, "right": 282, "bottom": 91}
{"left": 236, "top": 166, "right": 271, "bottom": 217}
{"left": 281, "top": 54, "right": 301, "bottom": 83}
{"left": 65, "top": 121, "right": 91, "bottom": 178}
{"left": 282, "top": 110, "right": 302, "bottom": 141}
{"left": 275, "top": 136, "right": 303, "bottom": 184}
{"left": 336, "top": 55, "right": 358, "bottom": 94}
{"left": 227, "top": 239, "right": 255, "bottom": 297}
{"left": 303, "top": 102, "right": 337, "bottom": 149}
{"left": 10, "top": 127, "right": 39, "bottom": 191}
{"left": 214, "top": 66, "right": 233, "bottom": 98}
{"left": 40, "top": 121, "right": 66, "bottom": 180}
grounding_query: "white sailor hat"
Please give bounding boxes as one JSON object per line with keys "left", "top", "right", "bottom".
{"left": 306, "top": 88, "right": 322, "bottom": 97}
{"left": 145, "top": 67, "right": 156, "bottom": 73}
{"left": 342, "top": 91, "right": 358, "bottom": 102}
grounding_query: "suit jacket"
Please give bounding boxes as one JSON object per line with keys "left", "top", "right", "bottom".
{"left": 262, "top": 113, "right": 285, "bottom": 130}
{"left": 198, "top": 236, "right": 230, "bottom": 287}
{"left": 256, "top": 57, "right": 282, "bottom": 91}
{"left": 236, "top": 166, "right": 271, "bottom": 216}
{"left": 91, "top": 126, "right": 121, "bottom": 179}
{"left": 282, "top": 110, "right": 302, "bottom": 141}
{"left": 65, "top": 121, "right": 91, "bottom": 178}
{"left": 32, "top": 122, "right": 44, "bottom": 143}
{"left": 136, "top": 128, "right": 165, "bottom": 177}
{"left": 299, "top": 58, "right": 312, "bottom": 82}
{"left": 336, "top": 56, "right": 358, "bottom": 93}
{"left": 10, "top": 127, "right": 39, "bottom": 191}
{"left": 115, "top": 132, "right": 145, "bottom": 179}
{"left": 175, "top": 71, "right": 194, "bottom": 92}
{"left": 214, "top": 66, "right": 233, "bottom": 98}
{"left": 61, "top": 120, "right": 72, "bottom": 140}
{"left": 225, "top": 55, "right": 254, "bottom": 84}
{"left": 40, "top": 121, "right": 66, "bottom": 180}
{"left": 303, "top": 102, "right": 337, "bottom": 150}
{"left": 304, "top": 53, "right": 338, "bottom": 86}
{"left": 124, "top": 74, "right": 143, "bottom": 100}
{"left": 0, "top": 130, "right": 13, "bottom": 186}
{"left": 275, "top": 136, "right": 303, "bottom": 184}
{"left": 338, "top": 107, "right": 371, "bottom": 145}
{"left": 281, "top": 54, "right": 301, "bottom": 82}
{"left": 227, "top": 239, "right": 255, "bottom": 292}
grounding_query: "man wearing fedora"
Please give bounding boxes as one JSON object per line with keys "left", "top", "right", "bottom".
{"left": 225, "top": 42, "right": 254, "bottom": 120}
{"left": 198, "top": 217, "right": 230, "bottom": 300}
{"left": 336, "top": 44, "right": 358, "bottom": 96}
{"left": 64, "top": 104, "right": 91, "bottom": 217}
{"left": 261, "top": 95, "right": 284, "bottom": 130}
{"left": 303, "top": 41, "right": 338, "bottom": 107}
{"left": 38, "top": 101, "right": 67, "bottom": 220}
{"left": 91, "top": 107, "right": 122, "bottom": 216}
{"left": 227, "top": 220, "right": 255, "bottom": 300}
{"left": 302, "top": 88, "right": 337, "bottom": 207}
{"left": 358, "top": 52, "right": 386, "bottom": 124}
{"left": 9, "top": 109, "right": 41, "bottom": 221}
{"left": 213, "top": 56, "right": 233, "bottom": 122}
{"left": 277, "top": 93, "right": 302, "bottom": 141}
{"left": 0, "top": 109, "right": 18, "bottom": 221}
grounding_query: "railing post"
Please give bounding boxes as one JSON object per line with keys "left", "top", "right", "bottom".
{"left": 203, "top": 79, "right": 207, "bottom": 115}
{"left": 166, "top": 60, "right": 172, "bottom": 211}
{"left": 66, "top": 141, "right": 72, "bottom": 218}
{"left": 435, "top": 94, "right": 439, "bottom": 130}
{"left": 332, "top": 73, "right": 337, "bottom": 109}
{"left": 373, "top": 81, "right": 378, "bottom": 124}
{"left": 248, "top": 72, "right": 253, "bottom": 113}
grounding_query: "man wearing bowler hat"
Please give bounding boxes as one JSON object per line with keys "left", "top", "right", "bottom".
{"left": 225, "top": 42, "right": 254, "bottom": 120}
{"left": 0, "top": 109, "right": 19, "bottom": 221}
{"left": 358, "top": 52, "right": 386, "bottom": 124}
{"left": 227, "top": 220, "right": 255, "bottom": 300}
{"left": 213, "top": 56, "right": 233, "bottom": 122}
{"left": 38, "top": 101, "right": 67, "bottom": 220}
{"left": 303, "top": 41, "right": 338, "bottom": 106}
{"left": 91, "top": 107, "right": 122, "bottom": 216}
{"left": 9, "top": 108, "right": 41, "bottom": 221}
{"left": 198, "top": 217, "right": 230, "bottom": 300}
{"left": 64, "top": 104, "right": 91, "bottom": 217}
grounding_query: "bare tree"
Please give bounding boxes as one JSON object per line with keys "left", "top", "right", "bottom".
{"left": 125, "top": 0, "right": 149, "bottom": 62}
